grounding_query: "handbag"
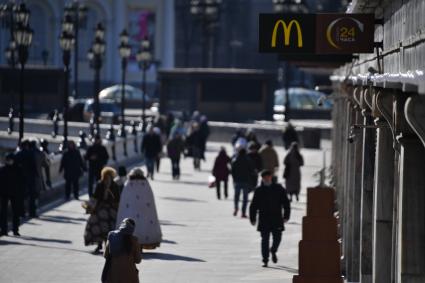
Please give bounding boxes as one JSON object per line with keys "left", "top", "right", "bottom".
{"left": 208, "top": 175, "right": 216, "bottom": 188}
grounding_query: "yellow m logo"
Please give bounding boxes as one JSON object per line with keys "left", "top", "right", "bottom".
{"left": 271, "top": 20, "right": 303, "bottom": 48}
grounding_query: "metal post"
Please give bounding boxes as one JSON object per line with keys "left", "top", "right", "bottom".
{"left": 94, "top": 56, "right": 101, "bottom": 135}
{"left": 142, "top": 62, "right": 147, "bottom": 132}
{"left": 18, "top": 59, "right": 25, "bottom": 144}
{"left": 120, "top": 58, "right": 127, "bottom": 156}
{"left": 62, "top": 51, "right": 70, "bottom": 149}
{"left": 284, "top": 61, "right": 290, "bottom": 122}
{"left": 73, "top": 9, "right": 79, "bottom": 98}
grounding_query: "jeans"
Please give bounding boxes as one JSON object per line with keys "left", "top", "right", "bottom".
{"left": 233, "top": 182, "right": 249, "bottom": 215}
{"left": 170, "top": 157, "right": 180, "bottom": 178}
{"left": 260, "top": 230, "right": 282, "bottom": 263}
{"left": 65, "top": 178, "right": 80, "bottom": 199}
{"left": 145, "top": 157, "right": 155, "bottom": 178}
{"left": 216, "top": 180, "right": 228, "bottom": 199}
{"left": 0, "top": 196, "right": 21, "bottom": 233}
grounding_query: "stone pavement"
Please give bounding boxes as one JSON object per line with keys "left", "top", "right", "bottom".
{"left": 0, "top": 141, "right": 330, "bottom": 283}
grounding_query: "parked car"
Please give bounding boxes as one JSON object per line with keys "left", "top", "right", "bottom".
{"left": 83, "top": 99, "right": 120, "bottom": 124}
{"left": 99, "top": 84, "right": 153, "bottom": 108}
{"left": 274, "top": 87, "right": 333, "bottom": 120}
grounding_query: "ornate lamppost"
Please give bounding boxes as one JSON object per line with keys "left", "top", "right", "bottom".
{"left": 5, "top": 40, "right": 17, "bottom": 134}
{"left": 59, "top": 15, "right": 75, "bottom": 151}
{"left": 272, "top": 0, "right": 308, "bottom": 122}
{"left": 190, "top": 0, "right": 222, "bottom": 67}
{"left": 64, "top": 0, "right": 87, "bottom": 99}
{"left": 136, "top": 36, "right": 152, "bottom": 133}
{"left": 87, "top": 23, "right": 106, "bottom": 137}
{"left": 14, "top": 3, "right": 33, "bottom": 144}
{"left": 118, "top": 29, "right": 131, "bottom": 156}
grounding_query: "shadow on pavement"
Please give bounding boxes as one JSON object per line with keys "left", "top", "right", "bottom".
{"left": 17, "top": 235, "right": 72, "bottom": 244}
{"left": 267, "top": 265, "right": 298, "bottom": 273}
{"left": 142, "top": 252, "right": 205, "bottom": 262}
{"left": 155, "top": 179, "right": 208, "bottom": 187}
{"left": 159, "top": 220, "right": 187, "bottom": 227}
{"left": 38, "top": 215, "right": 87, "bottom": 224}
{"left": 161, "top": 239, "right": 177, "bottom": 244}
{"left": 161, "top": 197, "right": 207, "bottom": 203}
{"left": 0, "top": 239, "right": 90, "bottom": 254}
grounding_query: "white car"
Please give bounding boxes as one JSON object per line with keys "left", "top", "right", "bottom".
{"left": 99, "top": 84, "right": 153, "bottom": 108}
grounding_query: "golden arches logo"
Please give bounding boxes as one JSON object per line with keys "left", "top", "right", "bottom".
{"left": 271, "top": 20, "right": 303, "bottom": 48}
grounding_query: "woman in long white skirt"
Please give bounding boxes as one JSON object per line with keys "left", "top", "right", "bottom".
{"left": 116, "top": 168, "right": 162, "bottom": 249}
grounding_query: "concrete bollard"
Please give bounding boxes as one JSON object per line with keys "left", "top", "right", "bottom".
{"left": 293, "top": 187, "right": 343, "bottom": 283}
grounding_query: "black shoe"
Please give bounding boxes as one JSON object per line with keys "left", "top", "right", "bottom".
{"left": 271, "top": 252, "right": 278, "bottom": 263}
{"left": 262, "top": 262, "right": 268, "bottom": 267}
{"left": 13, "top": 231, "right": 20, "bottom": 236}
{"left": 0, "top": 231, "right": 8, "bottom": 237}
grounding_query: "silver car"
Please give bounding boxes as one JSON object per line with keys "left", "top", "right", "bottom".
{"left": 99, "top": 84, "right": 152, "bottom": 108}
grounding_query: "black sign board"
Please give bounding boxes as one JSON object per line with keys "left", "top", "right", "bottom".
{"left": 259, "top": 13, "right": 375, "bottom": 54}
{"left": 258, "top": 14, "right": 316, "bottom": 54}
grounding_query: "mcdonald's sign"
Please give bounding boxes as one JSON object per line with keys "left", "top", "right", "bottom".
{"left": 259, "top": 13, "right": 374, "bottom": 54}
{"left": 259, "top": 14, "right": 315, "bottom": 53}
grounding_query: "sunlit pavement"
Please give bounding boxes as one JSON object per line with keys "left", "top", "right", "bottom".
{"left": 0, "top": 141, "right": 330, "bottom": 283}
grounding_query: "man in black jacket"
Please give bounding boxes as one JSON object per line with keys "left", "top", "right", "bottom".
{"left": 231, "top": 148, "right": 256, "bottom": 218}
{"left": 249, "top": 170, "right": 291, "bottom": 267}
{"left": 85, "top": 135, "right": 109, "bottom": 197}
{"left": 0, "top": 153, "right": 24, "bottom": 236}
{"left": 141, "top": 126, "right": 162, "bottom": 179}
{"left": 60, "top": 141, "right": 86, "bottom": 200}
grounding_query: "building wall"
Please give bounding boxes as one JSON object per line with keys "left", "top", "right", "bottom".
{"left": 0, "top": 0, "right": 174, "bottom": 98}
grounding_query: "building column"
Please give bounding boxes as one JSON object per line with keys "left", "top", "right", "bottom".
{"left": 359, "top": 88, "right": 376, "bottom": 283}
{"left": 396, "top": 95, "right": 425, "bottom": 283}
{"left": 372, "top": 90, "right": 395, "bottom": 283}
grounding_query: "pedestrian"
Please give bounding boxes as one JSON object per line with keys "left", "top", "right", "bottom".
{"left": 59, "top": 141, "right": 86, "bottom": 200}
{"left": 102, "top": 218, "right": 142, "bottom": 283}
{"left": 199, "top": 115, "right": 210, "bottom": 161}
{"left": 30, "top": 140, "right": 50, "bottom": 193}
{"left": 246, "top": 130, "right": 261, "bottom": 151}
{"left": 153, "top": 127, "right": 164, "bottom": 173}
{"left": 169, "top": 119, "right": 185, "bottom": 139}
{"left": 231, "top": 129, "right": 247, "bottom": 152}
{"left": 141, "top": 126, "right": 162, "bottom": 180}
{"left": 283, "top": 142, "right": 304, "bottom": 202}
{"left": 164, "top": 112, "right": 175, "bottom": 138}
{"left": 114, "top": 166, "right": 128, "bottom": 194}
{"left": 0, "top": 153, "right": 24, "bottom": 236}
{"left": 116, "top": 168, "right": 162, "bottom": 250}
{"left": 84, "top": 167, "right": 120, "bottom": 254}
{"left": 15, "top": 140, "right": 38, "bottom": 218}
{"left": 166, "top": 132, "right": 185, "bottom": 180}
{"left": 185, "top": 123, "right": 203, "bottom": 170}
{"left": 247, "top": 141, "right": 263, "bottom": 189}
{"left": 231, "top": 147, "right": 256, "bottom": 218}
{"left": 259, "top": 140, "right": 279, "bottom": 181}
{"left": 39, "top": 139, "right": 52, "bottom": 189}
{"left": 85, "top": 135, "right": 110, "bottom": 197}
{"left": 249, "top": 170, "right": 291, "bottom": 267}
{"left": 212, "top": 147, "right": 231, "bottom": 199}
{"left": 282, "top": 123, "right": 299, "bottom": 150}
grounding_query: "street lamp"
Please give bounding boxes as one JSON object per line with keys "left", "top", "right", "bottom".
{"left": 88, "top": 23, "right": 106, "bottom": 137}
{"left": 118, "top": 29, "right": 131, "bottom": 156}
{"left": 190, "top": 0, "right": 222, "bottom": 67}
{"left": 13, "top": 3, "right": 33, "bottom": 144}
{"left": 64, "top": 0, "right": 87, "bottom": 99}
{"left": 272, "top": 0, "right": 308, "bottom": 122}
{"left": 136, "top": 36, "right": 152, "bottom": 133}
{"left": 59, "top": 15, "right": 75, "bottom": 151}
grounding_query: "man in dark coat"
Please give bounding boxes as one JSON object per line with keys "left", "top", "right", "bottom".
{"left": 85, "top": 135, "right": 109, "bottom": 197}
{"left": 282, "top": 123, "right": 299, "bottom": 150}
{"left": 60, "top": 141, "right": 86, "bottom": 200}
{"left": 231, "top": 148, "right": 256, "bottom": 218}
{"left": 15, "top": 140, "right": 38, "bottom": 218}
{"left": 0, "top": 153, "right": 24, "bottom": 236}
{"left": 249, "top": 170, "right": 291, "bottom": 267}
{"left": 141, "top": 126, "right": 162, "bottom": 179}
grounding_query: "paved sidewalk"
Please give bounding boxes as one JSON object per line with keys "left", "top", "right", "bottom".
{"left": 0, "top": 141, "right": 329, "bottom": 283}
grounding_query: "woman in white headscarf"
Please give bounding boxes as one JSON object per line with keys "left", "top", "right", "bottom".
{"left": 116, "top": 168, "right": 162, "bottom": 249}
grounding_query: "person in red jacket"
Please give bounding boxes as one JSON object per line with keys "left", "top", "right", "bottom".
{"left": 212, "top": 147, "right": 231, "bottom": 199}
